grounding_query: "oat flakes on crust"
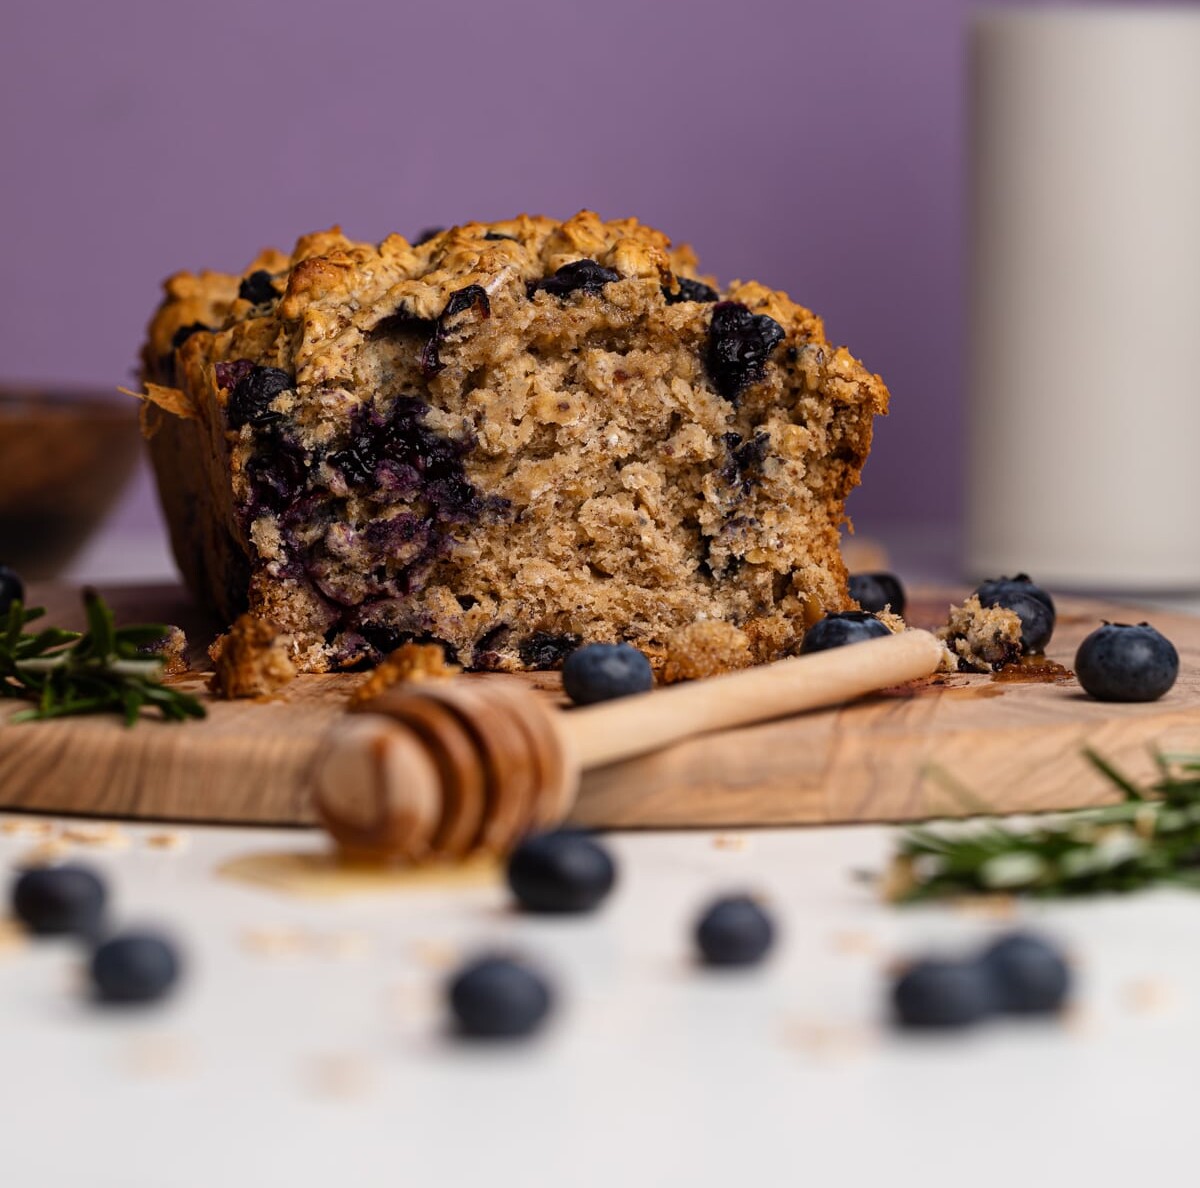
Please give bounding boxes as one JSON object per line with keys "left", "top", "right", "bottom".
{"left": 137, "top": 210, "right": 889, "bottom": 675}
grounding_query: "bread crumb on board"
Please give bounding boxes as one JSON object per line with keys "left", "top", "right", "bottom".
{"left": 208, "top": 614, "right": 297, "bottom": 699}
{"left": 661, "top": 620, "right": 753, "bottom": 684}
{"left": 348, "top": 643, "right": 461, "bottom": 708}
{"left": 936, "top": 595, "right": 1022, "bottom": 673}
{"left": 136, "top": 625, "right": 190, "bottom": 675}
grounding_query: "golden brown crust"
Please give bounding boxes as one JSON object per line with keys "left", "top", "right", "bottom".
{"left": 136, "top": 211, "right": 889, "bottom": 674}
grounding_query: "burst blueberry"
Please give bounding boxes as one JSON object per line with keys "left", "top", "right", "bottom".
{"left": 980, "top": 932, "right": 1071, "bottom": 1015}
{"left": 170, "top": 322, "right": 211, "bottom": 350}
{"left": 891, "top": 958, "right": 994, "bottom": 1029}
{"left": 528, "top": 259, "right": 621, "bottom": 298}
{"left": 705, "top": 301, "right": 785, "bottom": 402}
{"left": 848, "top": 572, "right": 907, "bottom": 616}
{"left": 448, "top": 955, "right": 553, "bottom": 1039}
{"left": 798, "top": 611, "right": 891, "bottom": 655}
{"left": 562, "top": 642, "right": 654, "bottom": 705}
{"left": 12, "top": 864, "right": 107, "bottom": 936}
{"left": 507, "top": 831, "right": 616, "bottom": 914}
{"left": 237, "top": 270, "right": 278, "bottom": 305}
{"left": 1075, "top": 622, "right": 1178, "bottom": 703}
{"left": 695, "top": 895, "right": 775, "bottom": 967}
{"left": 0, "top": 564, "right": 24, "bottom": 615}
{"left": 90, "top": 931, "right": 181, "bottom": 1004}
{"left": 518, "top": 632, "right": 582, "bottom": 671}
{"left": 665, "top": 277, "right": 719, "bottom": 304}
{"left": 226, "top": 365, "right": 292, "bottom": 430}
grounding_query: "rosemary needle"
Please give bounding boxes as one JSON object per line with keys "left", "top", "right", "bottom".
{"left": 0, "top": 590, "right": 205, "bottom": 726}
{"left": 886, "top": 750, "right": 1200, "bottom": 902}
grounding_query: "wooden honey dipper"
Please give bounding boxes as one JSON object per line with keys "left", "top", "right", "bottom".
{"left": 313, "top": 629, "right": 944, "bottom": 863}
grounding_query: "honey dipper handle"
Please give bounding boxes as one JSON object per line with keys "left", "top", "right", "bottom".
{"left": 561, "top": 629, "right": 944, "bottom": 770}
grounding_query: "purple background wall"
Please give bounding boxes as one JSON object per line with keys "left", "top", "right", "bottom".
{"left": 0, "top": 0, "right": 967, "bottom": 536}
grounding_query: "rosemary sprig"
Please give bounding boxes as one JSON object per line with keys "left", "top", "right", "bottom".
{"left": 0, "top": 590, "right": 205, "bottom": 726}
{"left": 886, "top": 749, "right": 1200, "bottom": 902}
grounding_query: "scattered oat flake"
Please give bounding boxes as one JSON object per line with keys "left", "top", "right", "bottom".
{"left": 949, "top": 894, "right": 1018, "bottom": 920}
{"left": 61, "top": 823, "right": 129, "bottom": 849}
{"left": 1123, "top": 978, "right": 1176, "bottom": 1015}
{"left": 0, "top": 917, "right": 27, "bottom": 955}
{"left": 17, "top": 839, "right": 74, "bottom": 868}
{"left": 144, "top": 831, "right": 188, "bottom": 851}
{"left": 307, "top": 1054, "right": 377, "bottom": 1099}
{"left": 0, "top": 817, "right": 57, "bottom": 838}
{"left": 241, "top": 927, "right": 311, "bottom": 957}
{"left": 123, "top": 1035, "right": 196, "bottom": 1079}
{"left": 319, "top": 930, "right": 372, "bottom": 959}
{"left": 409, "top": 939, "right": 460, "bottom": 971}
{"left": 830, "top": 930, "right": 880, "bottom": 956}
{"left": 782, "top": 1018, "right": 876, "bottom": 1062}
{"left": 713, "top": 834, "right": 749, "bottom": 852}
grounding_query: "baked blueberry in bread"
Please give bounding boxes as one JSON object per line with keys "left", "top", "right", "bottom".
{"left": 136, "top": 211, "right": 888, "bottom": 672}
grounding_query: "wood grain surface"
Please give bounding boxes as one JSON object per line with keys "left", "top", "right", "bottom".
{"left": 1, "top": 584, "right": 1198, "bottom": 829}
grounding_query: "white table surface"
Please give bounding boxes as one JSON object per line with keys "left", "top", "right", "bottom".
{"left": 5, "top": 517, "right": 1199, "bottom": 1186}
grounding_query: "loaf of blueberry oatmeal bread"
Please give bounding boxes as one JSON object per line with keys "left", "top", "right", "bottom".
{"left": 135, "top": 211, "right": 888, "bottom": 673}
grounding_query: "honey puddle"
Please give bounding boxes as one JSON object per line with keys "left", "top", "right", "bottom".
{"left": 218, "top": 849, "right": 501, "bottom": 898}
{"left": 992, "top": 655, "right": 1074, "bottom": 684}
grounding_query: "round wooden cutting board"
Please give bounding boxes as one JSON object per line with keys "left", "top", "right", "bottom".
{"left": 0, "top": 584, "right": 1197, "bottom": 828}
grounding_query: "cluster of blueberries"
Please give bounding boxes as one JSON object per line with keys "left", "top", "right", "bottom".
{"left": 455, "top": 829, "right": 1074, "bottom": 1038}
{"left": 556, "top": 570, "right": 1180, "bottom": 708}
{"left": 851, "top": 570, "right": 1178, "bottom": 702}
{"left": 10, "top": 864, "right": 181, "bottom": 1004}
{"left": 893, "top": 932, "right": 1072, "bottom": 1029}
{"left": 451, "top": 829, "right": 775, "bottom": 1038}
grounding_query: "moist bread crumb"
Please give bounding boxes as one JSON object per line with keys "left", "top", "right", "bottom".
{"left": 208, "top": 614, "right": 297, "bottom": 698}
{"left": 936, "top": 595, "right": 1022, "bottom": 673}
{"left": 137, "top": 625, "right": 189, "bottom": 675}
{"left": 349, "top": 642, "right": 461, "bottom": 707}
{"left": 662, "top": 620, "right": 753, "bottom": 683}
{"left": 137, "top": 211, "right": 889, "bottom": 673}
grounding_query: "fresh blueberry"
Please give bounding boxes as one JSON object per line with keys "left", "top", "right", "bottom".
{"left": 12, "top": 864, "right": 107, "bottom": 937}
{"left": 799, "top": 610, "right": 891, "bottom": 655}
{"left": 0, "top": 563, "right": 25, "bottom": 615}
{"left": 562, "top": 642, "right": 654, "bottom": 705}
{"left": 891, "top": 958, "right": 994, "bottom": 1029}
{"left": 237, "top": 269, "right": 278, "bottom": 305}
{"left": 90, "top": 931, "right": 181, "bottom": 1004}
{"left": 695, "top": 895, "right": 775, "bottom": 967}
{"left": 974, "top": 575, "right": 1056, "bottom": 653}
{"left": 226, "top": 365, "right": 292, "bottom": 430}
{"left": 980, "top": 932, "right": 1071, "bottom": 1015}
{"left": 507, "top": 831, "right": 616, "bottom": 914}
{"left": 518, "top": 632, "right": 582, "bottom": 671}
{"left": 528, "top": 259, "right": 621, "bottom": 299}
{"left": 705, "top": 301, "right": 786, "bottom": 403}
{"left": 1075, "top": 622, "right": 1179, "bottom": 702}
{"left": 170, "top": 322, "right": 211, "bottom": 350}
{"left": 448, "top": 955, "right": 553, "bottom": 1039}
{"left": 848, "top": 572, "right": 907, "bottom": 616}
{"left": 665, "top": 277, "right": 719, "bottom": 304}
{"left": 975, "top": 573, "right": 1055, "bottom": 619}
